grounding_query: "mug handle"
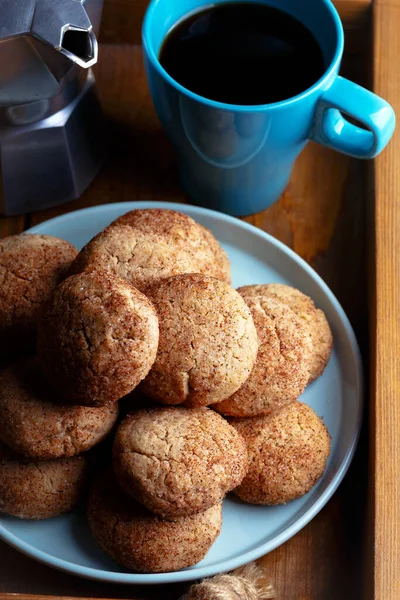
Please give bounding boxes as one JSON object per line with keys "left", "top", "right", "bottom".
{"left": 310, "top": 76, "right": 395, "bottom": 159}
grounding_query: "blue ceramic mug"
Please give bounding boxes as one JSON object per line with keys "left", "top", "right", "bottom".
{"left": 143, "top": 0, "right": 395, "bottom": 216}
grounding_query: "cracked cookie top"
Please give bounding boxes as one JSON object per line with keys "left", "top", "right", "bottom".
{"left": 37, "top": 271, "right": 159, "bottom": 406}
{"left": 238, "top": 283, "right": 333, "bottom": 382}
{"left": 215, "top": 296, "right": 313, "bottom": 417}
{"left": 68, "top": 225, "right": 199, "bottom": 294}
{"left": 230, "top": 402, "right": 331, "bottom": 505}
{"left": 0, "top": 357, "right": 118, "bottom": 459}
{"left": 141, "top": 273, "right": 258, "bottom": 407}
{"left": 113, "top": 406, "right": 248, "bottom": 517}
{"left": 0, "top": 441, "right": 88, "bottom": 519}
{"left": 69, "top": 212, "right": 231, "bottom": 294}
{"left": 0, "top": 234, "right": 77, "bottom": 356}
{"left": 110, "top": 209, "right": 231, "bottom": 284}
{"left": 87, "top": 468, "right": 223, "bottom": 572}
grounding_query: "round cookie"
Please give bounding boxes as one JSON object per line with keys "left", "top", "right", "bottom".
{"left": 238, "top": 283, "right": 333, "bottom": 381}
{"left": 113, "top": 407, "right": 248, "bottom": 517}
{"left": 215, "top": 296, "right": 312, "bottom": 417}
{"left": 0, "top": 234, "right": 77, "bottom": 356}
{"left": 110, "top": 209, "right": 231, "bottom": 284}
{"left": 37, "top": 271, "right": 159, "bottom": 406}
{"left": 68, "top": 225, "right": 199, "bottom": 294}
{"left": 0, "top": 442, "right": 88, "bottom": 519}
{"left": 0, "top": 357, "right": 119, "bottom": 459}
{"left": 87, "top": 469, "right": 222, "bottom": 573}
{"left": 141, "top": 273, "right": 258, "bottom": 406}
{"left": 230, "top": 402, "right": 331, "bottom": 505}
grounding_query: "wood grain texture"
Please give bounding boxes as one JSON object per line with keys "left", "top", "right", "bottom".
{"left": 0, "top": 39, "right": 370, "bottom": 599}
{"left": 99, "top": 0, "right": 372, "bottom": 49}
{"left": 369, "top": 0, "right": 400, "bottom": 598}
{"left": 0, "top": 215, "right": 25, "bottom": 239}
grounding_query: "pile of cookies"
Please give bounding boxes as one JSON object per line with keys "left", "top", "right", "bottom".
{"left": 0, "top": 209, "right": 332, "bottom": 573}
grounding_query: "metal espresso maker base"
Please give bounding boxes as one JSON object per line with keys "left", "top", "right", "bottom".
{"left": 0, "top": 72, "right": 103, "bottom": 216}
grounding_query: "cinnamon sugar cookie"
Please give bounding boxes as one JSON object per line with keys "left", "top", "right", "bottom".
{"left": 0, "top": 357, "right": 118, "bottom": 459}
{"left": 69, "top": 211, "right": 231, "bottom": 294}
{"left": 88, "top": 469, "right": 222, "bottom": 573}
{"left": 238, "top": 283, "right": 333, "bottom": 381}
{"left": 68, "top": 225, "right": 198, "bottom": 294}
{"left": 142, "top": 273, "right": 258, "bottom": 406}
{"left": 37, "top": 271, "right": 159, "bottom": 406}
{"left": 0, "top": 442, "right": 88, "bottom": 519}
{"left": 110, "top": 209, "right": 231, "bottom": 284}
{"left": 113, "top": 407, "right": 248, "bottom": 517}
{"left": 215, "top": 296, "right": 312, "bottom": 417}
{"left": 230, "top": 402, "right": 331, "bottom": 504}
{"left": 0, "top": 234, "right": 77, "bottom": 356}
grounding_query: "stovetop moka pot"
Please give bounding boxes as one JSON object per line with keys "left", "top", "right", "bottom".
{"left": 0, "top": 0, "right": 104, "bottom": 215}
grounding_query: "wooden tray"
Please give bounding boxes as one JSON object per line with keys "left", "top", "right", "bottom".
{"left": 0, "top": 0, "right": 398, "bottom": 598}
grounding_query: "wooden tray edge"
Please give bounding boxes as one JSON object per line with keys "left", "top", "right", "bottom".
{"left": 370, "top": 1, "right": 400, "bottom": 599}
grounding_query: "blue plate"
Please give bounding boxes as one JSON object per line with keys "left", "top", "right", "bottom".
{"left": 0, "top": 201, "right": 362, "bottom": 584}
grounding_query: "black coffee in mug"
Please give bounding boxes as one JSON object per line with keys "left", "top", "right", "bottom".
{"left": 159, "top": 2, "right": 326, "bottom": 105}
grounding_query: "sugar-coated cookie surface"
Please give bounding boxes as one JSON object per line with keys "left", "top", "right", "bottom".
{"left": 238, "top": 283, "right": 333, "bottom": 382}
{"left": 87, "top": 469, "right": 223, "bottom": 573}
{"left": 0, "top": 442, "right": 88, "bottom": 519}
{"left": 110, "top": 209, "right": 231, "bottom": 284}
{"left": 68, "top": 225, "right": 198, "bottom": 294}
{"left": 215, "top": 296, "right": 312, "bottom": 417}
{"left": 230, "top": 402, "right": 331, "bottom": 504}
{"left": 0, "top": 357, "right": 118, "bottom": 459}
{"left": 69, "top": 210, "right": 230, "bottom": 294}
{"left": 142, "top": 273, "right": 258, "bottom": 406}
{"left": 0, "top": 234, "right": 77, "bottom": 356}
{"left": 37, "top": 271, "right": 159, "bottom": 406}
{"left": 113, "top": 407, "right": 248, "bottom": 517}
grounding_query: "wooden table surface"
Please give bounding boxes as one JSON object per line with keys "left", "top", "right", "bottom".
{"left": 0, "top": 0, "right": 398, "bottom": 598}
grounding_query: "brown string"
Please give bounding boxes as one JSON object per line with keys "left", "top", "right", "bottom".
{"left": 181, "top": 562, "right": 276, "bottom": 600}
